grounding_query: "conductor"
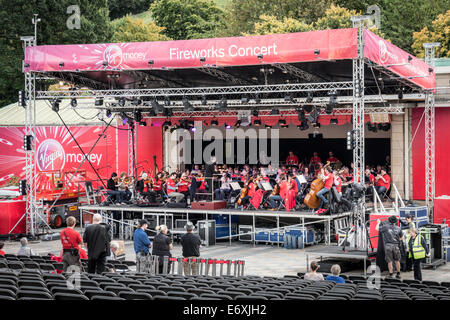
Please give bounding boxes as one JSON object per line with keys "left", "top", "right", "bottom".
{"left": 205, "top": 156, "right": 216, "bottom": 201}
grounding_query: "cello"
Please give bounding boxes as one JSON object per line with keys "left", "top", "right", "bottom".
{"left": 237, "top": 177, "right": 252, "bottom": 206}
{"left": 303, "top": 162, "right": 330, "bottom": 209}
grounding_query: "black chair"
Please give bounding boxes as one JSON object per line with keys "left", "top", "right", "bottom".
{"left": 235, "top": 295, "right": 269, "bottom": 300}
{"left": 84, "top": 289, "right": 116, "bottom": 299}
{"left": 422, "top": 281, "right": 440, "bottom": 287}
{"left": 18, "top": 279, "right": 46, "bottom": 288}
{"left": 39, "top": 264, "right": 56, "bottom": 273}
{"left": 99, "top": 281, "right": 121, "bottom": 289}
{"left": 43, "top": 273, "right": 65, "bottom": 281}
{"left": 0, "top": 295, "right": 15, "bottom": 300}
{"left": 54, "top": 292, "right": 89, "bottom": 300}
{"left": 251, "top": 292, "right": 281, "bottom": 300}
{"left": 191, "top": 297, "right": 221, "bottom": 300}
{"left": 157, "top": 286, "right": 175, "bottom": 293}
{"left": 153, "top": 295, "right": 186, "bottom": 300}
{"left": 118, "top": 291, "right": 153, "bottom": 300}
{"left": 17, "top": 290, "right": 53, "bottom": 299}
{"left": 8, "top": 261, "right": 24, "bottom": 271}
{"left": 136, "top": 289, "right": 167, "bottom": 296}
{"left": 210, "top": 283, "right": 234, "bottom": 291}
{"left": 91, "top": 295, "right": 125, "bottom": 300}
{"left": 0, "top": 278, "right": 17, "bottom": 286}
{"left": 104, "top": 286, "right": 134, "bottom": 295}
{"left": 51, "top": 286, "right": 84, "bottom": 295}
{"left": 187, "top": 288, "right": 215, "bottom": 296}
{"left": 0, "top": 288, "right": 16, "bottom": 298}
{"left": 200, "top": 293, "right": 233, "bottom": 300}
{"left": 167, "top": 291, "right": 197, "bottom": 300}
{"left": 129, "top": 284, "right": 156, "bottom": 291}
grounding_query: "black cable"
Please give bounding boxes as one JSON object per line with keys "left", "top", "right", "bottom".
{"left": 72, "top": 107, "right": 101, "bottom": 121}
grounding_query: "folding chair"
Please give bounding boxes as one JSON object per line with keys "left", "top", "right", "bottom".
{"left": 118, "top": 291, "right": 153, "bottom": 300}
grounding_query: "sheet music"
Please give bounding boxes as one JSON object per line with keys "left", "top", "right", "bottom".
{"left": 230, "top": 182, "right": 241, "bottom": 191}
{"left": 261, "top": 182, "right": 273, "bottom": 191}
{"left": 297, "top": 175, "right": 307, "bottom": 184}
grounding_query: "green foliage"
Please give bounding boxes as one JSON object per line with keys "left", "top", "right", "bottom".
{"left": 224, "top": 0, "right": 333, "bottom": 36}
{"left": 0, "top": 0, "right": 112, "bottom": 107}
{"left": 314, "top": 4, "right": 358, "bottom": 29}
{"left": 150, "top": 0, "right": 226, "bottom": 40}
{"left": 252, "top": 15, "right": 313, "bottom": 35}
{"left": 112, "top": 15, "right": 170, "bottom": 42}
{"left": 109, "top": 0, "right": 153, "bottom": 20}
{"left": 412, "top": 10, "right": 450, "bottom": 58}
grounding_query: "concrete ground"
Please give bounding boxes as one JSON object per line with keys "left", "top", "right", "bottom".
{"left": 3, "top": 231, "right": 450, "bottom": 282}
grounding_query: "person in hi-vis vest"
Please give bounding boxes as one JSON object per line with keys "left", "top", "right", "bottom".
{"left": 407, "top": 228, "right": 430, "bottom": 281}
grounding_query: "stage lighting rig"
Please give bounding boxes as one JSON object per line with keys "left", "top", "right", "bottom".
{"left": 120, "top": 112, "right": 129, "bottom": 125}
{"left": 106, "top": 109, "right": 112, "bottom": 118}
{"left": 118, "top": 98, "right": 126, "bottom": 107}
{"left": 326, "top": 90, "right": 337, "bottom": 114}
{"left": 163, "top": 107, "right": 173, "bottom": 117}
{"left": 95, "top": 98, "right": 103, "bottom": 106}
{"left": 241, "top": 96, "right": 249, "bottom": 103}
{"left": 368, "top": 122, "right": 377, "bottom": 132}
{"left": 70, "top": 98, "right": 77, "bottom": 108}
{"left": 271, "top": 109, "right": 279, "bottom": 115}
{"left": 397, "top": 87, "right": 404, "bottom": 99}
{"left": 297, "top": 108, "right": 306, "bottom": 122}
{"left": 18, "top": 91, "right": 26, "bottom": 108}
{"left": 278, "top": 119, "right": 287, "bottom": 127}
{"left": 132, "top": 98, "right": 142, "bottom": 106}
{"left": 164, "top": 96, "right": 171, "bottom": 106}
{"left": 253, "top": 119, "right": 261, "bottom": 126}
{"left": 252, "top": 109, "right": 259, "bottom": 117}
{"left": 306, "top": 91, "right": 313, "bottom": 103}
{"left": 134, "top": 110, "right": 142, "bottom": 122}
{"left": 201, "top": 95, "right": 207, "bottom": 105}
{"left": 211, "top": 119, "right": 218, "bottom": 126}
{"left": 51, "top": 99, "right": 60, "bottom": 112}
{"left": 23, "top": 135, "right": 33, "bottom": 151}
{"left": 151, "top": 99, "right": 163, "bottom": 114}
{"left": 330, "top": 118, "right": 339, "bottom": 125}
{"left": 307, "top": 106, "right": 320, "bottom": 123}
{"left": 224, "top": 123, "right": 232, "bottom": 129}
{"left": 254, "top": 94, "right": 261, "bottom": 104}
{"left": 182, "top": 97, "right": 194, "bottom": 112}
{"left": 216, "top": 97, "right": 227, "bottom": 111}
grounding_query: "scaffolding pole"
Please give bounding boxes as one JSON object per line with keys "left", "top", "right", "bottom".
{"left": 423, "top": 42, "right": 440, "bottom": 219}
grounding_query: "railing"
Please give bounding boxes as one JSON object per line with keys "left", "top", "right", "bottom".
{"left": 371, "top": 183, "right": 404, "bottom": 215}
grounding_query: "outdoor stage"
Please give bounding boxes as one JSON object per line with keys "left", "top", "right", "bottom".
{"left": 79, "top": 204, "right": 352, "bottom": 246}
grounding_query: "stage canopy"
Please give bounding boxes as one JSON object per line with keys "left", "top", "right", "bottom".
{"left": 25, "top": 28, "right": 434, "bottom": 93}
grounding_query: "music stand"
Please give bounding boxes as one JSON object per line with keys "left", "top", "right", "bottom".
{"left": 296, "top": 175, "right": 307, "bottom": 184}
{"left": 230, "top": 182, "right": 241, "bottom": 191}
{"left": 261, "top": 182, "right": 273, "bottom": 191}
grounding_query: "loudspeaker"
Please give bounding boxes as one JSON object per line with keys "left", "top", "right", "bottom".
{"left": 198, "top": 220, "right": 216, "bottom": 246}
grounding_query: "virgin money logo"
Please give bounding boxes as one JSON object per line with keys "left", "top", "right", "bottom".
{"left": 379, "top": 40, "right": 388, "bottom": 64}
{"left": 103, "top": 45, "right": 123, "bottom": 68}
{"left": 37, "top": 139, "right": 65, "bottom": 171}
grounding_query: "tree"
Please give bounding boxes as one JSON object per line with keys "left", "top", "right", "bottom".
{"left": 314, "top": 4, "right": 358, "bottom": 30}
{"left": 412, "top": 10, "right": 450, "bottom": 58}
{"left": 109, "top": 0, "right": 153, "bottom": 20}
{"left": 111, "top": 16, "right": 170, "bottom": 42}
{"left": 252, "top": 15, "right": 312, "bottom": 35}
{"left": 223, "top": 0, "right": 333, "bottom": 36}
{"left": 150, "top": 0, "right": 226, "bottom": 40}
{"left": 0, "top": 0, "right": 112, "bottom": 107}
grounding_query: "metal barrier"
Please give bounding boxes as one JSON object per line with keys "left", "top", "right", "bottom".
{"left": 135, "top": 256, "right": 245, "bottom": 276}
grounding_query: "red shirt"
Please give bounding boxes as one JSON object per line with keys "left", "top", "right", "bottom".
{"left": 289, "top": 180, "right": 298, "bottom": 194}
{"left": 286, "top": 155, "right": 299, "bottom": 165}
{"left": 198, "top": 180, "right": 207, "bottom": 190}
{"left": 310, "top": 156, "right": 321, "bottom": 164}
{"left": 152, "top": 179, "right": 162, "bottom": 191}
{"left": 177, "top": 180, "right": 190, "bottom": 192}
{"left": 279, "top": 181, "right": 289, "bottom": 199}
{"left": 327, "top": 157, "right": 339, "bottom": 163}
{"left": 0, "top": 250, "right": 5, "bottom": 256}
{"left": 335, "top": 176, "right": 343, "bottom": 193}
{"left": 324, "top": 173, "right": 334, "bottom": 190}
{"left": 166, "top": 178, "right": 177, "bottom": 194}
{"left": 61, "top": 227, "right": 82, "bottom": 250}
{"left": 376, "top": 174, "right": 390, "bottom": 189}
{"left": 248, "top": 182, "right": 256, "bottom": 197}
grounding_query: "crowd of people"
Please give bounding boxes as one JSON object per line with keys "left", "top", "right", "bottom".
{"left": 104, "top": 151, "right": 392, "bottom": 213}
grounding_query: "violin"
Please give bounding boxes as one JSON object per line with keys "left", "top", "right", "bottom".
{"left": 237, "top": 177, "right": 253, "bottom": 206}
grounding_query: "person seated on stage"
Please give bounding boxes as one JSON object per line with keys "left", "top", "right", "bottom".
{"left": 325, "top": 264, "right": 345, "bottom": 284}
{"left": 333, "top": 170, "right": 343, "bottom": 195}
{"left": 260, "top": 169, "right": 270, "bottom": 183}
{"left": 106, "top": 172, "right": 123, "bottom": 204}
{"left": 214, "top": 172, "right": 231, "bottom": 201}
{"left": 238, "top": 177, "right": 257, "bottom": 207}
{"left": 191, "top": 164, "right": 200, "bottom": 175}
{"left": 269, "top": 175, "right": 287, "bottom": 210}
{"left": 309, "top": 152, "right": 322, "bottom": 167}
{"left": 231, "top": 167, "right": 240, "bottom": 180}
{"left": 304, "top": 261, "right": 324, "bottom": 281}
{"left": 286, "top": 151, "right": 299, "bottom": 165}
{"left": 375, "top": 167, "right": 391, "bottom": 197}
{"left": 266, "top": 164, "right": 277, "bottom": 176}
{"left": 364, "top": 168, "right": 375, "bottom": 190}
{"left": 341, "top": 167, "right": 352, "bottom": 183}
{"left": 190, "top": 172, "right": 208, "bottom": 201}
{"left": 177, "top": 173, "right": 191, "bottom": 203}
{"left": 166, "top": 173, "right": 185, "bottom": 203}
{"left": 275, "top": 168, "right": 284, "bottom": 181}
{"left": 284, "top": 175, "right": 298, "bottom": 211}
{"left": 303, "top": 167, "right": 314, "bottom": 185}
{"left": 117, "top": 172, "right": 132, "bottom": 203}
{"left": 227, "top": 166, "right": 233, "bottom": 177}
{"left": 326, "top": 151, "right": 339, "bottom": 166}
{"left": 316, "top": 166, "right": 334, "bottom": 211}
{"left": 243, "top": 164, "right": 252, "bottom": 176}
{"left": 151, "top": 172, "right": 164, "bottom": 197}
{"left": 136, "top": 172, "right": 157, "bottom": 203}
{"left": 376, "top": 164, "right": 382, "bottom": 175}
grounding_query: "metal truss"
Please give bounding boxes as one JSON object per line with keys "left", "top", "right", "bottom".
{"left": 272, "top": 63, "right": 324, "bottom": 82}
{"left": 196, "top": 66, "right": 254, "bottom": 85}
{"left": 35, "top": 81, "right": 354, "bottom": 99}
{"left": 45, "top": 71, "right": 110, "bottom": 90}
{"left": 368, "top": 61, "right": 423, "bottom": 92}
{"left": 424, "top": 42, "right": 439, "bottom": 215}
{"left": 125, "top": 70, "right": 186, "bottom": 88}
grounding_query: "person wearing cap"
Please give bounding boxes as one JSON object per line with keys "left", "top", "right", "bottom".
{"left": 152, "top": 225, "right": 173, "bottom": 274}
{"left": 181, "top": 222, "right": 202, "bottom": 275}
{"left": 134, "top": 219, "right": 152, "bottom": 273}
{"left": 376, "top": 215, "right": 404, "bottom": 279}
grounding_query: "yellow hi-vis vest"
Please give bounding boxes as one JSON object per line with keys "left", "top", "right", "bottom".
{"left": 408, "top": 235, "right": 426, "bottom": 260}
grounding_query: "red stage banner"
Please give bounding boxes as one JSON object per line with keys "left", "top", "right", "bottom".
{"left": 24, "top": 29, "right": 358, "bottom": 72}
{"left": 364, "top": 30, "right": 435, "bottom": 90}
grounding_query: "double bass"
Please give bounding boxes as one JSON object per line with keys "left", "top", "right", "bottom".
{"left": 303, "top": 161, "right": 330, "bottom": 209}
{"left": 237, "top": 177, "right": 252, "bottom": 206}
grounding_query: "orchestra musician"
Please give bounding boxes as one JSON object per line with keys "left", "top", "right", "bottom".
{"left": 333, "top": 169, "right": 343, "bottom": 195}
{"left": 286, "top": 151, "right": 299, "bottom": 165}
{"left": 326, "top": 151, "right": 339, "bottom": 166}
{"left": 284, "top": 175, "right": 298, "bottom": 211}
{"left": 136, "top": 172, "right": 157, "bottom": 203}
{"left": 316, "top": 166, "right": 334, "bottom": 210}
{"left": 214, "top": 172, "right": 231, "bottom": 200}
{"left": 166, "top": 172, "right": 185, "bottom": 203}
{"left": 269, "top": 175, "right": 287, "bottom": 210}
{"left": 177, "top": 173, "right": 191, "bottom": 204}
{"left": 309, "top": 152, "right": 322, "bottom": 167}
{"left": 106, "top": 172, "right": 124, "bottom": 204}
{"left": 117, "top": 172, "right": 132, "bottom": 202}
{"left": 375, "top": 167, "right": 391, "bottom": 197}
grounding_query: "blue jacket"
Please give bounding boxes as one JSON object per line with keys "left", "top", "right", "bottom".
{"left": 134, "top": 228, "right": 151, "bottom": 254}
{"left": 325, "top": 275, "right": 345, "bottom": 284}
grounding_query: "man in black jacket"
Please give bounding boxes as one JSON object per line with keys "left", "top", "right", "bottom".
{"left": 205, "top": 156, "right": 216, "bottom": 201}
{"left": 83, "top": 214, "right": 111, "bottom": 274}
{"left": 106, "top": 172, "right": 123, "bottom": 204}
{"left": 181, "top": 222, "right": 201, "bottom": 275}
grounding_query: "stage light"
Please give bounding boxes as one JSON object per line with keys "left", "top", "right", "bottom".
{"left": 254, "top": 94, "right": 261, "bottom": 104}
{"left": 59, "top": 62, "right": 64, "bottom": 68}
{"left": 201, "top": 95, "right": 207, "bottom": 105}
{"left": 381, "top": 123, "right": 391, "bottom": 131}
{"left": 257, "top": 54, "right": 263, "bottom": 60}
{"left": 265, "top": 124, "right": 272, "bottom": 129}
{"left": 397, "top": 87, "right": 404, "bottom": 99}
{"left": 120, "top": 112, "right": 128, "bottom": 125}
{"left": 307, "top": 107, "right": 319, "bottom": 123}
{"left": 297, "top": 108, "right": 306, "bottom": 122}
{"left": 299, "top": 122, "right": 309, "bottom": 131}
{"left": 139, "top": 121, "right": 147, "bottom": 126}
{"left": 241, "top": 97, "right": 249, "bottom": 103}
{"left": 134, "top": 110, "right": 142, "bottom": 122}
{"left": 102, "top": 61, "right": 108, "bottom": 67}
{"left": 51, "top": 99, "right": 60, "bottom": 112}
{"left": 306, "top": 91, "right": 313, "bottom": 103}
{"left": 118, "top": 98, "right": 125, "bottom": 107}
{"left": 18, "top": 91, "right": 26, "bottom": 108}
{"left": 200, "top": 57, "right": 206, "bottom": 63}
{"left": 314, "top": 49, "right": 320, "bottom": 56}
{"left": 182, "top": 97, "right": 194, "bottom": 112}
{"left": 224, "top": 123, "right": 232, "bottom": 129}
{"left": 252, "top": 109, "right": 258, "bottom": 117}
{"left": 148, "top": 109, "right": 156, "bottom": 117}
{"left": 163, "top": 107, "right": 173, "bottom": 117}
{"left": 235, "top": 120, "right": 241, "bottom": 128}
{"left": 347, "top": 130, "right": 354, "bottom": 150}
{"left": 303, "top": 105, "right": 313, "bottom": 113}
{"left": 19, "top": 180, "right": 27, "bottom": 195}
{"left": 312, "top": 122, "right": 321, "bottom": 128}
{"left": 70, "top": 98, "right": 77, "bottom": 108}
{"left": 271, "top": 109, "right": 279, "bottom": 115}
{"left": 408, "top": 55, "right": 413, "bottom": 62}
{"left": 368, "top": 122, "right": 377, "bottom": 132}
{"left": 211, "top": 119, "right": 218, "bottom": 126}
{"left": 148, "top": 60, "right": 154, "bottom": 66}
{"left": 326, "top": 90, "right": 337, "bottom": 114}
{"left": 23, "top": 135, "right": 33, "bottom": 151}
{"left": 132, "top": 98, "right": 142, "bottom": 106}
{"left": 163, "top": 120, "right": 172, "bottom": 127}
{"left": 164, "top": 96, "right": 171, "bottom": 106}
{"left": 151, "top": 99, "right": 162, "bottom": 113}
{"left": 253, "top": 119, "right": 261, "bottom": 126}
{"left": 284, "top": 95, "right": 294, "bottom": 102}
{"left": 95, "top": 98, "right": 103, "bottom": 106}
{"left": 278, "top": 119, "right": 287, "bottom": 127}
{"left": 106, "top": 109, "right": 112, "bottom": 118}
{"left": 330, "top": 118, "right": 338, "bottom": 125}
{"left": 216, "top": 97, "right": 227, "bottom": 111}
